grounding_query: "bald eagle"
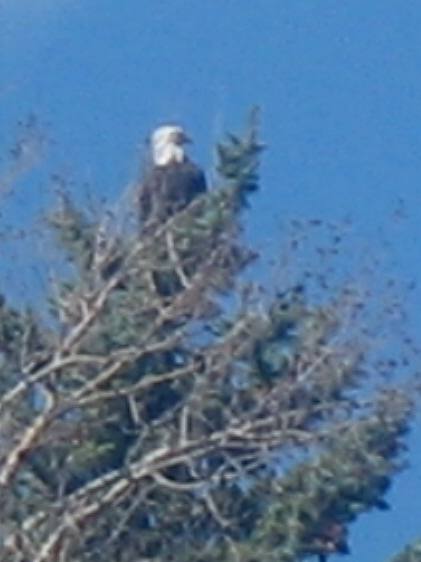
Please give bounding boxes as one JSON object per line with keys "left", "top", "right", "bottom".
{"left": 138, "top": 125, "right": 207, "bottom": 225}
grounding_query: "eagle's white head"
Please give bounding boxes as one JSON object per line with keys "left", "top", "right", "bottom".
{"left": 151, "top": 125, "right": 191, "bottom": 166}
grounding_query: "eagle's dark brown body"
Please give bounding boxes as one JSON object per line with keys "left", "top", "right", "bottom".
{"left": 139, "top": 159, "right": 207, "bottom": 224}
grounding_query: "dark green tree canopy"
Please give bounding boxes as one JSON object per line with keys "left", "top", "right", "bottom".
{"left": 0, "top": 112, "right": 418, "bottom": 562}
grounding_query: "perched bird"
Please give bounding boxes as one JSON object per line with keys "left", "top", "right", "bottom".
{"left": 138, "top": 125, "right": 207, "bottom": 225}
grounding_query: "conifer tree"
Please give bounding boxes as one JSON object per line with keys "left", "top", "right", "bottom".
{"left": 0, "top": 111, "right": 418, "bottom": 562}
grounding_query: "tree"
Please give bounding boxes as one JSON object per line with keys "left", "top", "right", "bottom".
{"left": 0, "top": 110, "right": 418, "bottom": 562}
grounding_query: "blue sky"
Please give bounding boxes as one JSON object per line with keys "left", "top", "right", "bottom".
{"left": 1, "top": 2, "right": 421, "bottom": 560}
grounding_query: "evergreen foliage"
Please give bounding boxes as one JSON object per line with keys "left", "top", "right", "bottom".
{"left": 0, "top": 112, "right": 418, "bottom": 562}
{"left": 391, "top": 541, "right": 421, "bottom": 562}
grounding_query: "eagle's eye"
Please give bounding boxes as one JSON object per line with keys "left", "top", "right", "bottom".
{"left": 171, "top": 130, "right": 191, "bottom": 145}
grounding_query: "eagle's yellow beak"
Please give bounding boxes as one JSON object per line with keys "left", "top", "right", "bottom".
{"left": 176, "top": 130, "right": 192, "bottom": 144}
